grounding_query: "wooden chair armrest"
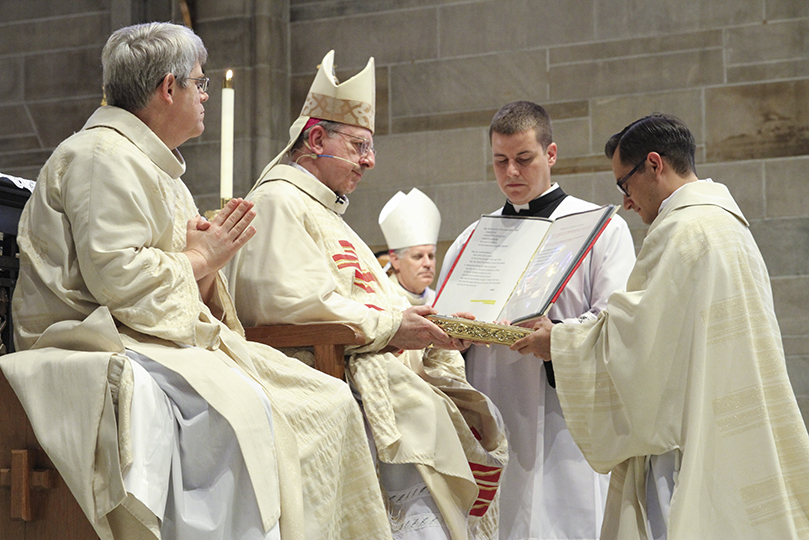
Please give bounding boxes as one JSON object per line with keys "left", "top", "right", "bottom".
{"left": 244, "top": 323, "right": 366, "bottom": 380}
{"left": 244, "top": 323, "right": 366, "bottom": 348}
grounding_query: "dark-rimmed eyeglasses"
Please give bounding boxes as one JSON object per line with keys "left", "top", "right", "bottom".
{"left": 616, "top": 157, "right": 647, "bottom": 197}
{"left": 186, "top": 76, "right": 209, "bottom": 93}
{"left": 332, "top": 130, "right": 375, "bottom": 157}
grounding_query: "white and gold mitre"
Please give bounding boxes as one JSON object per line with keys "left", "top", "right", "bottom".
{"left": 254, "top": 50, "right": 376, "bottom": 185}
{"left": 301, "top": 49, "right": 375, "bottom": 133}
{"left": 379, "top": 188, "right": 441, "bottom": 250}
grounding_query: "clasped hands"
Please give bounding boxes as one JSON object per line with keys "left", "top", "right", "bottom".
{"left": 184, "top": 198, "right": 256, "bottom": 281}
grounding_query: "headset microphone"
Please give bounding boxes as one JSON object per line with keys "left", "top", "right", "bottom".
{"left": 317, "top": 154, "right": 359, "bottom": 166}
{"left": 296, "top": 141, "right": 362, "bottom": 167}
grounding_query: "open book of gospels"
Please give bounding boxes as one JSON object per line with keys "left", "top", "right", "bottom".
{"left": 429, "top": 204, "right": 618, "bottom": 345}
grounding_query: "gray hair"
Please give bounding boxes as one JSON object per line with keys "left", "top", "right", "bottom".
{"left": 291, "top": 120, "right": 343, "bottom": 153}
{"left": 389, "top": 246, "right": 435, "bottom": 264}
{"left": 102, "top": 22, "right": 207, "bottom": 112}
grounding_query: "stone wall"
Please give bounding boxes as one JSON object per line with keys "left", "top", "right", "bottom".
{"left": 0, "top": 0, "right": 288, "bottom": 211}
{"left": 0, "top": 0, "right": 112, "bottom": 180}
{"left": 0, "top": 0, "right": 806, "bottom": 419}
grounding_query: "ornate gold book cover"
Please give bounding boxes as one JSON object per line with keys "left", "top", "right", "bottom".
{"left": 426, "top": 315, "right": 533, "bottom": 346}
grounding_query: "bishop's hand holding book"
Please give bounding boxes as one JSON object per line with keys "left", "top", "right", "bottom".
{"left": 429, "top": 204, "right": 618, "bottom": 345}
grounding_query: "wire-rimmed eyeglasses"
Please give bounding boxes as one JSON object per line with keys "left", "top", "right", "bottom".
{"left": 332, "top": 130, "right": 375, "bottom": 158}
{"left": 186, "top": 76, "right": 210, "bottom": 93}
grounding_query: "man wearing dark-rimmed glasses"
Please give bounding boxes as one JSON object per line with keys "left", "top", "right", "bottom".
{"left": 615, "top": 155, "right": 646, "bottom": 196}
{"left": 512, "top": 113, "right": 809, "bottom": 539}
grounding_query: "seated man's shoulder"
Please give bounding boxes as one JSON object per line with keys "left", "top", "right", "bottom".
{"left": 40, "top": 128, "right": 136, "bottom": 190}
{"left": 48, "top": 126, "right": 108, "bottom": 161}
{"left": 250, "top": 179, "right": 305, "bottom": 208}
{"left": 71, "top": 123, "right": 132, "bottom": 155}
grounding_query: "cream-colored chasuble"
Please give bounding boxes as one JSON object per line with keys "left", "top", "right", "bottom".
{"left": 550, "top": 181, "right": 809, "bottom": 539}
{"left": 226, "top": 164, "right": 508, "bottom": 540}
{"left": 7, "top": 106, "right": 389, "bottom": 540}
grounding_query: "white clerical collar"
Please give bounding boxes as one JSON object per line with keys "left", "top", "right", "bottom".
{"left": 510, "top": 183, "right": 559, "bottom": 212}
{"left": 290, "top": 161, "right": 349, "bottom": 205}
{"left": 659, "top": 178, "right": 711, "bottom": 214}
{"left": 291, "top": 160, "right": 316, "bottom": 179}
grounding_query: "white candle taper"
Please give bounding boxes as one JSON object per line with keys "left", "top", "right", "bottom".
{"left": 220, "top": 69, "right": 234, "bottom": 207}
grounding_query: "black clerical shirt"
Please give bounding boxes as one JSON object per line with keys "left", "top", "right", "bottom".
{"left": 502, "top": 185, "right": 567, "bottom": 219}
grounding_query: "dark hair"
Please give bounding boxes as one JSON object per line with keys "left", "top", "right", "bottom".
{"left": 489, "top": 101, "right": 553, "bottom": 150}
{"left": 605, "top": 113, "right": 696, "bottom": 176}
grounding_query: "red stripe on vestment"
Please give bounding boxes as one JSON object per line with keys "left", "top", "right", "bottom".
{"left": 333, "top": 253, "right": 358, "bottom": 262}
{"left": 353, "top": 281, "right": 375, "bottom": 293}
{"left": 476, "top": 487, "right": 497, "bottom": 501}
{"left": 467, "top": 461, "right": 503, "bottom": 517}
{"left": 469, "top": 462, "right": 502, "bottom": 474}
{"left": 354, "top": 269, "right": 375, "bottom": 282}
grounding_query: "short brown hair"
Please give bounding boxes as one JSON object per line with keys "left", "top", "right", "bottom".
{"left": 489, "top": 101, "right": 553, "bottom": 149}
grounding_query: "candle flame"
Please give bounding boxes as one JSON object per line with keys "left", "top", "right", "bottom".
{"left": 223, "top": 70, "right": 234, "bottom": 89}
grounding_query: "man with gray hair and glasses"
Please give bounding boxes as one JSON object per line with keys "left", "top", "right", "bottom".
{"left": 5, "top": 22, "right": 389, "bottom": 540}
{"left": 227, "top": 50, "right": 509, "bottom": 540}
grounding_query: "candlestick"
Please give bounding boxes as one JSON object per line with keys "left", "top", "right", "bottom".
{"left": 220, "top": 69, "right": 234, "bottom": 207}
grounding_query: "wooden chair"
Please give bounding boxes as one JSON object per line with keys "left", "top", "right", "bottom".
{"left": 0, "top": 371, "right": 98, "bottom": 539}
{"left": 244, "top": 323, "right": 366, "bottom": 380}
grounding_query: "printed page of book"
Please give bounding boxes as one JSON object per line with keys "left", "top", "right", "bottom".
{"left": 433, "top": 214, "right": 552, "bottom": 321}
{"left": 502, "top": 205, "right": 615, "bottom": 323}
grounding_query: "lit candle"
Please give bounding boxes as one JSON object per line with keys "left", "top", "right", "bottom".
{"left": 220, "top": 69, "right": 234, "bottom": 207}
